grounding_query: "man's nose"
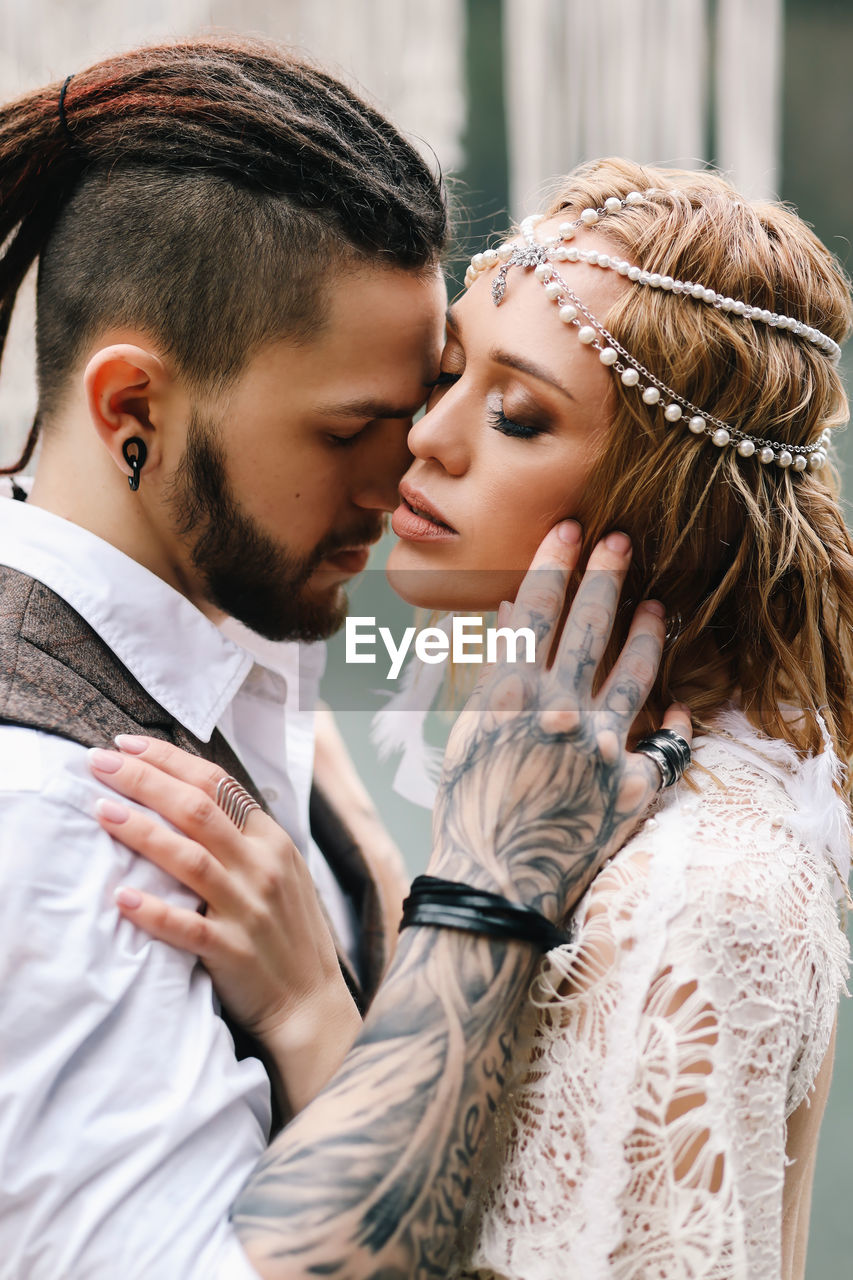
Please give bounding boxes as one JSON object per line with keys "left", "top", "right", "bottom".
{"left": 351, "top": 418, "right": 414, "bottom": 512}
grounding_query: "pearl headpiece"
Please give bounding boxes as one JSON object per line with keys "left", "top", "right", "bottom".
{"left": 465, "top": 192, "right": 840, "bottom": 471}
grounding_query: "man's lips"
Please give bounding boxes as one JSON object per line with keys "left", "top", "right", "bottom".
{"left": 315, "top": 526, "right": 383, "bottom": 577}
{"left": 393, "top": 483, "right": 458, "bottom": 541}
{"left": 318, "top": 545, "right": 373, "bottom": 575}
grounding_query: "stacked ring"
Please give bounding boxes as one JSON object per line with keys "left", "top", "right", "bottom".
{"left": 633, "top": 728, "right": 692, "bottom": 789}
{"left": 215, "top": 775, "right": 262, "bottom": 831}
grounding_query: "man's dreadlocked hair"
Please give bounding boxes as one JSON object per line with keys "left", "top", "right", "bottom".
{"left": 0, "top": 36, "right": 448, "bottom": 474}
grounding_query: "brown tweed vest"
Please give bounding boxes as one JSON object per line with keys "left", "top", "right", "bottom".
{"left": 0, "top": 565, "right": 387, "bottom": 1078}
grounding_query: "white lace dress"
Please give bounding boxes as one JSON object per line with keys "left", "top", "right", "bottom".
{"left": 453, "top": 711, "right": 851, "bottom": 1280}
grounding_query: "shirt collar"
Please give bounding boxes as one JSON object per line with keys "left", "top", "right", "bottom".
{"left": 220, "top": 616, "right": 327, "bottom": 705}
{"left": 0, "top": 497, "right": 253, "bottom": 742}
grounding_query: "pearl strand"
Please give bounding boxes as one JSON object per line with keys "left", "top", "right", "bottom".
{"left": 465, "top": 193, "right": 841, "bottom": 362}
{"left": 464, "top": 194, "right": 835, "bottom": 471}
{"left": 535, "top": 263, "right": 829, "bottom": 470}
{"left": 553, "top": 247, "right": 840, "bottom": 361}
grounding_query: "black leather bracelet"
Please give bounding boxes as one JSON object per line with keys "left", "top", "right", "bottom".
{"left": 399, "top": 875, "right": 571, "bottom": 952}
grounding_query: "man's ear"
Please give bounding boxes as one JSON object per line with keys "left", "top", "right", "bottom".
{"left": 83, "top": 344, "right": 170, "bottom": 482}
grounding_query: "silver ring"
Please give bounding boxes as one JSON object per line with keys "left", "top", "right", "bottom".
{"left": 215, "top": 775, "right": 262, "bottom": 831}
{"left": 633, "top": 728, "right": 691, "bottom": 789}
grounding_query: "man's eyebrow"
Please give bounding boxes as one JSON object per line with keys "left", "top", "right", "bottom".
{"left": 445, "top": 305, "right": 575, "bottom": 402}
{"left": 313, "top": 396, "right": 427, "bottom": 420}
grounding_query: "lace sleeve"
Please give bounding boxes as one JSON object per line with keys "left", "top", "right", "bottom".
{"left": 454, "top": 796, "right": 848, "bottom": 1280}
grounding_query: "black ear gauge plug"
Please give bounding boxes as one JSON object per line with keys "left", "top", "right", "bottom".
{"left": 122, "top": 437, "right": 147, "bottom": 491}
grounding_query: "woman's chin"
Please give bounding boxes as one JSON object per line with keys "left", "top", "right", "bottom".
{"left": 385, "top": 546, "right": 523, "bottom": 612}
{"left": 384, "top": 562, "right": 466, "bottom": 610}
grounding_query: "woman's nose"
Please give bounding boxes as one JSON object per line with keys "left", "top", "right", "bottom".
{"left": 406, "top": 397, "right": 469, "bottom": 476}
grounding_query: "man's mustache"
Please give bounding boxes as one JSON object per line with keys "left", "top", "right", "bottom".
{"left": 313, "top": 515, "right": 388, "bottom": 562}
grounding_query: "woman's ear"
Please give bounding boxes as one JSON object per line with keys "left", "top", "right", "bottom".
{"left": 83, "top": 344, "right": 169, "bottom": 482}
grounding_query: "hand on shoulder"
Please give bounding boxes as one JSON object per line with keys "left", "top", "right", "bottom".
{"left": 90, "top": 739, "right": 361, "bottom": 1113}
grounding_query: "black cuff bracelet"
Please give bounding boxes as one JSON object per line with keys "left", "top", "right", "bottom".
{"left": 399, "top": 875, "right": 571, "bottom": 952}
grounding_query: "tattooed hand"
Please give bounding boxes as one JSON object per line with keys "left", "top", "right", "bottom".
{"left": 430, "top": 521, "right": 690, "bottom": 921}
{"left": 232, "top": 522, "right": 690, "bottom": 1280}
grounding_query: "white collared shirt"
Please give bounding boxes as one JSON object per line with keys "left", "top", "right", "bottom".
{"left": 0, "top": 494, "right": 353, "bottom": 1278}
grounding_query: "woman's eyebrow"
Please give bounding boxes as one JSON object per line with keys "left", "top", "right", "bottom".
{"left": 445, "top": 306, "right": 575, "bottom": 402}
{"left": 490, "top": 349, "right": 576, "bottom": 402}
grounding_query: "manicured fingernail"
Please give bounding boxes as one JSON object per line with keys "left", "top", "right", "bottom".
{"left": 557, "top": 519, "right": 582, "bottom": 545}
{"left": 642, "top": 599, "right": 666, "bottom": 618}
{"left": 496, "top": 599, "right": 513, "bottom": 627}
{"left": 115, "top": 886, "right": 142, "bottom": 909}
{"left": 95, "top": 798, "right": 130, "bottom": 823}
{"left": 604, "top": 531, "right": 631, "bottom": 554}
{"left": 89, "top": 748, "right": 122, "bottom": 773}
{"left": 115, "top": 734, "right": 149, "bottom": 754}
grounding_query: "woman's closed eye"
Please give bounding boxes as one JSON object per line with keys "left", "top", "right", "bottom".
{"left": 424, "top": 366, "right": 549, "bottom": 439}
{"left": 488, "top": 401, "right": 546, "bottom": 440}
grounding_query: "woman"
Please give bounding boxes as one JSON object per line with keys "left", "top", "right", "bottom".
{"left": 90, "top": 159, "right": 853, "bottom": 1278}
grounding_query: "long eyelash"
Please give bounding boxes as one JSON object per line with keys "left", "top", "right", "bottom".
{"left": 487, "top": 406, "right": 542, "bottom": 439}
{"left": 424, "top": 371, "right": 461, "bottom": 389}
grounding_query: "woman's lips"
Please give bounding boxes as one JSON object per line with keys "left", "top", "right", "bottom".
{"left": 393, "top": 485, "right": 458, "bottom": 542}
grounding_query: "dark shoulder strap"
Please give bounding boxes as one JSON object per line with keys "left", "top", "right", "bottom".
{"left": 0, "top": 564, "right": 260, "bottom": 793}
{"left": 0, "top": 565, "right": 376, "bottom": 1127}
{"left": 309, "top": 784, "right": 387, "bottom": 1004}
{"left": 1, "top": 566, "right": 170, "bottom": 742}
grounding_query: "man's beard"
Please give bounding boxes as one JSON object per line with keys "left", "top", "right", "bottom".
{"left": 166, "top": 411, "right": 382, "bottom": 642}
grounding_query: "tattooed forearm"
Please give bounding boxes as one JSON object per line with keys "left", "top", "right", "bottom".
{"left": 233, "top": 924, "right": 536, "bottom": 1278}
{"left": 230, "top": 533, "right": 680, "bottom": 1280}
{"left": 233, "top": 713, "right": 651, "bottom": 1280}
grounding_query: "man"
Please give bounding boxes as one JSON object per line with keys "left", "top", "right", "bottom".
{"left": 0, "top": 38, "right": 677, "bottom": 1278}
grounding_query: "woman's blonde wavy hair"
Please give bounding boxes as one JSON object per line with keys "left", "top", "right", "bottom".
{"left": 541, "top": 158, "right": 853, "bottom": 792}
